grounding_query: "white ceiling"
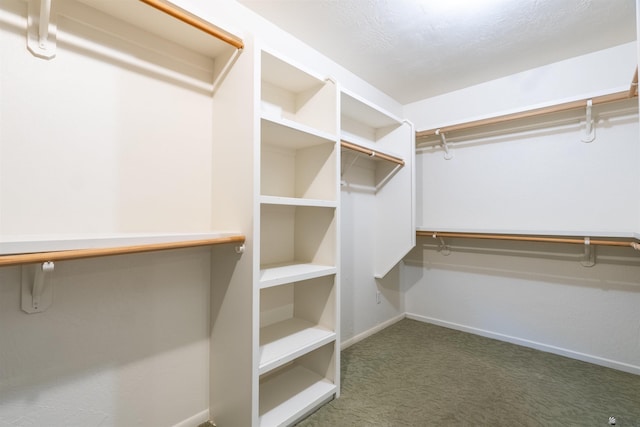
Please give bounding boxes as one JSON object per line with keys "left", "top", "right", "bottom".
{"left": 237, "top": 0, "right": 637, "bottom": 104}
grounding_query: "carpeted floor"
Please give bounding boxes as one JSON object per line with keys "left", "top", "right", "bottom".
{"left": 296, "top": 319, "right": 640, "bottom": 426}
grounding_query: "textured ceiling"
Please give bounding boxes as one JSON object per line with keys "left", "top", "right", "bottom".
{"left": 237, "top": 0, "right": 637, "bottom": 104}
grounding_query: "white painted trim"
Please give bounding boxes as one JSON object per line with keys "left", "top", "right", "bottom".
{"left": 341, "top": 314, "right": 405, "bottom": 350}
{"left": 172, "top": 409, "right": 210, "bottom": 427}
{"left": 406, "top": 313, "right": 640, "bottom": 376}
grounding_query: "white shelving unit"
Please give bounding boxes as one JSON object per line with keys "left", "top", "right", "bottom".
{"left": 340, "top": 90, "right": 415, "bottom": 278}
{"left": 256, "top": 48, "right": 340, "bottom": 426}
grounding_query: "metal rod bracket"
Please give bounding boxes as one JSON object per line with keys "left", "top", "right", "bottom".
{"left": 27, "top": 0, "right": 57, "bottom": 59}
{"left": 581, "top": 99, "right": 595, "bottom": 143}
{"left": 580, "top": 237, "right": 595, "bottom": 267}
{"left": 432, "top": 232, "right": 451, "bottom": 256}
{"left": 435, "top": 129, "right": 453, "bottom": 160}
{"left": 21, "top": 261, "right": 55, "bottom": 313}
{"left": 235, "top": 244, "right": 245, "bottom": 254}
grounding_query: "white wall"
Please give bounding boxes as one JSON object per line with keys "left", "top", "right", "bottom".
{"left": 0, "top": 248, "right": 212, "bottom": 426}
{"left": 406, "top": 42, "right": 639, "bottom": 234}
{"left": 340, "top": 162, "right": 404, "bottom": 346}
{"left": 402, "top": 43, "right": 640, "bottom": 374}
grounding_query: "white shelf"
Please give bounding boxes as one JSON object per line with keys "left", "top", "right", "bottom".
{"left": 259, "top": 318, "right": 335, "bottom": 375}
{"left": 260, "top": 196, "right": 337, "bottom": 208}
{"left": 259, "top": 364, "right": 336, "bottom": 427}
{"left": 0, "top": 232, "right": 242, "bottom": 256}
{"left": 341, "top": 90, "right": 402, "bottom": 129}
{"left": 260, "top": 263, "right": 336, "bottom": 289}
{"left": 261, "top": 116, "right": 336, "bottom": 149}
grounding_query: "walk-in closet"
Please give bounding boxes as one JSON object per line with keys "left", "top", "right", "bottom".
{"left": 1, "top": 0, "right": 639, "bottom": 426}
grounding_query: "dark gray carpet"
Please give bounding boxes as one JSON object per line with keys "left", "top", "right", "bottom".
{"left": 297, "top": 319, "right": 640, "bottom": 426}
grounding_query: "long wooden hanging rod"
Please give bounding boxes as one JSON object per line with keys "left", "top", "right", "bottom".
{"left": 417, "top": 230, "right": 640, "bottom": 250}
{"left": 416, "top": 89, "right": 636, "bottom": 139}
{"left": 0, "top": 234, "right": 246, "bottom": 267}
{"left": 139, "top": 0, "right": 244, "bottom": 50}
{"left": 341, "top": 140, "right": 405, "bottom": 166}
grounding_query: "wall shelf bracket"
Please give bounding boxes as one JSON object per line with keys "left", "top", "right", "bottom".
{"left": 580, "top": 237, "right": 595, "bottom": 267}
{"left": 27, "top": 0, "right": 56, "bottom": 59}
{"left": 435, "top": 129, "right": 453, "bottom": 160}
{"left": 581, "top": 99, "right": 595, "bottom": 143}
{"left": 21, "top": 261, "right": 55, "bottom": 314}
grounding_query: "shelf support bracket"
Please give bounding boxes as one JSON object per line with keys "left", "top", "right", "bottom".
{"left": 581, "top": 99, "right": 595, "bottom": 143}
{"left": 580, "top": 237, "right": 595, "bottom": 267}
{"left": 21, "top": 261, "right": 55, "bottom": 313}
{"left": 435, "top": 129, "right": 453, "bottom": 160}
{"left": 27, "top": 0, "right": 57, "bottom": 59}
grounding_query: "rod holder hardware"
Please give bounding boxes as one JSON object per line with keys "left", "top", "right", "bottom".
{"left": 27, "top": 0, "right": 56, "bottom": 59}
{"left": 435, "top": 129, "right": 453, "bottom": 160}
{"left": 432, "top": 233, "right": 451, "bottom": 256}
{"left": 632, "top": 242, "right": 640, "bottom": 251}
{"left": 581, "top": 99, "right": 595, "bottom": 143}
{"left": 235, "top": 244, "right": 245, "bottom": 254}
{"left": 21, "top": 261, "right": 55, "bottom": 313}
{"left": 580, "top": 237, "right": 595, "bottom": 267}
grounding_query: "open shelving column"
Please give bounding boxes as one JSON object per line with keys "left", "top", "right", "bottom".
{"left": 340, "top": 91, "right": 415, "bottom": 278}
{"left": 258, "top": 48, "right": 340, "bottom": 426}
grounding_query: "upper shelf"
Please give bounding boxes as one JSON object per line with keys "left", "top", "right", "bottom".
{"left": 0, "top": 232, "right": 245, "bottom": 266}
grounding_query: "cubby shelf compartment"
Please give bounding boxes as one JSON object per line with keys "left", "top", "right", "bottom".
{"left": 259, "top": 318, "right": 335, "bottom": 375}
{"left": 261, "top": 50, "right": 337, "bottom": 135}
{"left": 259, "top": 343, "right": 337, "bottom": 427}
{"left": 260, "top": 204, "right": 336, "bottom": 287}
{"left": 261, "top": 118, "right": 337, "bottom": 202}
{"left": 340, "top": 90, "right": 404, "bottom": 152}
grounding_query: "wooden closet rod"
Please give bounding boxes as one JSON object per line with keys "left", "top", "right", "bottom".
{"left": 341, "top": 140, "right": 405, "bottom": 166}
{"left": 629, "top": 67, "right": 638, "bottom": 98}
{"left": 417, "top": 231, "right": 640, "bottom": 250}
{"left": 416, "top": 89, "right": 636, "bottom": 139}
{"left": 139, "top": 0, "right": 244, "bottom": 50}
{"left": 0, "top": 234, "right": 246, "bottom": 267}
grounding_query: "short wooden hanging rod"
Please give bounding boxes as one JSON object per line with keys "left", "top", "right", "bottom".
{"left": 139, "top": 0, "right": 244, "bottom": 50}
{"left": 417, "top": 230, "right": 640, "bottom": 250}
{"left": 416, "top": 89, "right": 636, "bottom": 139}
{"left": 341, "top": 140, "right": 405, "bottom": 166}
{"left": 0, "top": 234, "right": 246, "bottom": 267}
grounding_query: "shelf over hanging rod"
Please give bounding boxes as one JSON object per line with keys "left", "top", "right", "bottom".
{"left": 417, "top": 230, "right": 640, "bottom": 251}
{"left": 340, "top": 140, "right": 405, "bottom": 166}
{"left": 139, "top": 0, "right": 244, "bottom": 50}
{"left": 416, "top": 85, "right": 638, "bottom": 140}
{"left": 0, "top": 234, "right": 246, "bottom": 268}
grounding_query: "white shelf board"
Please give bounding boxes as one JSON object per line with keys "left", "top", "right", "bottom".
{"left": 261, "top": 116, "right": 336, "bottom": 150}
{"left": 260, "top": 263, "right": 336, "bottom": 289}
{"left": 259, "top": 364, "right": 336, "bottom": 427}
{"left": 259, "top": 318, "right": 335, "bottom": 375}
{"left": 340, "top": 90, "right": 402, "bottom": 129}
{"left": 0, "top": 232, "right": 241, "bottom": 255}
{"left": 416, "top": 226, "right": 638, "bottom": 239}
{"left": 262, "top": 50, "right": 325, "bottom": 94}
{"left": 260, "top": 195, "right": 337, "bottom": 208}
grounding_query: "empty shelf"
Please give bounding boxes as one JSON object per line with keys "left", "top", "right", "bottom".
{"left": 260, "top": 263, "right": 337, "bottom": 288}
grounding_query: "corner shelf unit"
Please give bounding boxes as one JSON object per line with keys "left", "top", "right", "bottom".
{"left": 257, "top": 48, "right": 340, "bottom": 426}
{"left": 340, "top": 90, "right": 415, "bottom": 278}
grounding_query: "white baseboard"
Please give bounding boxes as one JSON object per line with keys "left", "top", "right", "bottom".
{"left": 406, "top": 313, "right": 640, "bottom": 376}
{"left": 341, "top": 314, "right": 405, "bottom": 350}
{"left": 172, "top": 409, "right": 210, "bottom": 427}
